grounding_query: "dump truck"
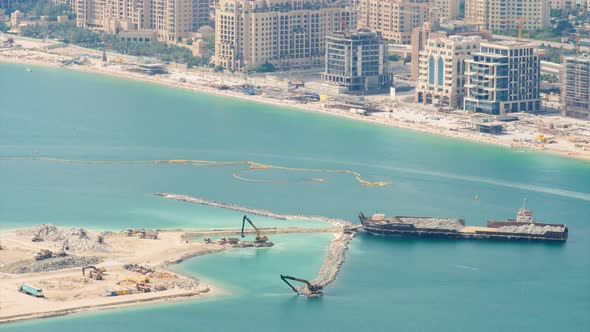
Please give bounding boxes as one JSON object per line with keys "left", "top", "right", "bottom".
{"left": 19, "top": 284, "right": 44, "bottom": 297}
{"left": 33, "top": 249, "right": 53, "bottom": 261}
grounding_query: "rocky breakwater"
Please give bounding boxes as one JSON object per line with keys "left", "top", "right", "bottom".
{"left": 301, "top": 232, "right": 355, "bottom": 296}
{"left": 155, "top": 193, "right": 358, "bottom": 296}
{"left": 155, "top": 193, "right": 353, "bottom": 227}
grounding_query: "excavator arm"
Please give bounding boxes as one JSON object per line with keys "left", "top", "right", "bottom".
{"left": 241, "top": 215, "right": 261, "bottom": 238}
{"left": 280, "top": 274, "right": 323, "bottom": 296}
{"left": 82, "top": 265, "right": 98, "bottom": 276}
{"left": 242, "top": 215, "right": 269, "bottom": 242}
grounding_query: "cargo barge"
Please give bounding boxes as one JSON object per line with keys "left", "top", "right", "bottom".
{"left": 359, "top": 200, "right": 568, "bottom": 242}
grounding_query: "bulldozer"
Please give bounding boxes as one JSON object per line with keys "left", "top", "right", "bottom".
{"left": 280, "top": 274, "right": 323, "bottom": 297}
{"left": 241, "top": 215, "right": 273, "bottom": 247}
{"left": 82, "top": 266, "right": 106, "bottom": 280}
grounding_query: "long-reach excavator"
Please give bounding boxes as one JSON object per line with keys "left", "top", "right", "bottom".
{"left": 280, "top": 274, "right": 323, "bottom": 297}
{"left": 241, "top": 215, "right": 272, "bottom": 246}
{"left": 82, "top": 266, "right": 106, "bottom": 280}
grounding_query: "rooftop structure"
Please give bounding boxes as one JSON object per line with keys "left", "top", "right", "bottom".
{"left": 409, "top": 20, "right": 489, "bottom": 81}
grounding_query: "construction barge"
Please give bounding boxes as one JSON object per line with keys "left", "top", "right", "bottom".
{"left": 359, "top": 201, "right": 568, "bottom": 242}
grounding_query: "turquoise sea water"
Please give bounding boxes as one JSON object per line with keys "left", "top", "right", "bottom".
{"left": 1, "top": 63, "right": 589, "bottom": 331}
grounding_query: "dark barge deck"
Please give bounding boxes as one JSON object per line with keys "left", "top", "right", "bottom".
{"left": 359, "top": 213, "right": 568, "bottom": 242}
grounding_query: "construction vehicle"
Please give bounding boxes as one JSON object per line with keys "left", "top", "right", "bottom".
{"left": 280, "top": 275, "right": 323, "bottom": 297}
{"left": 55, "top": 239, "right": 68, "bottom": 258}
{"left": 97, "top": 232, "right": 105, "bottom": 244}
{"left": 31, "top": 234, "right": 44, "bottom": 242}
{"left": 19, "top": 284, "right": 44, "bottom": 297}
{"left": 136, "top": 283, "right": 152, "bottom": 293}
{"left": 33, "top": 249, "right": 53, "bottom": 261}
{"left": 119, "top": 276, "right": 150, "bottom": 285}
{"left": 536, "top": 134, "right": 549, "bottom": 143}
{"left": 82, "top": 266, "right": 106, "bottom": 280}
{"left": 241, "top": 215, "right": 271, "bottom": 245}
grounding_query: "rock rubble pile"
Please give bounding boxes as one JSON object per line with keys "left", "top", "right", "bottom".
{"left": 17, "top": 224, "right": 111, "bottom": 252}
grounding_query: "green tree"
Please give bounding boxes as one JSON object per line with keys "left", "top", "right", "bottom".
{"left": 0, "top": 22, "right": 9, "bottom": 33}
{"left": 388, "top": 54, "right": 401, "bottom": 62}
{"left": 253, "top": 61, "right": 275, "bottom": 73}
{"left": 555, "top": 20, "right": 574, "bottom": 35}
{"left": 214, "top": 65, "right": 224, "bottom": 73}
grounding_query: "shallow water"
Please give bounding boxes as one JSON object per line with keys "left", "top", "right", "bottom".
{"left": 1, "top": 63, "right": 589, "bottom": 331}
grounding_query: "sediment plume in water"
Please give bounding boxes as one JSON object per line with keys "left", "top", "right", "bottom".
{"left": 156, "top": 193, "right": 356, "bottom": 295}
{"left": 0, "top": 157, "right": 391, "bottom": 187}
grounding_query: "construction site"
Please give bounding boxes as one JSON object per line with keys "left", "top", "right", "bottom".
{"left": 0, "top": 201, "right": 358, "bottom": 323}
{"left": 0, "top": 224, "right": 221, "bottom": 323}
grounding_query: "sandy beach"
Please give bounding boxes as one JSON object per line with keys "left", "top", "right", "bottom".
{"left": 1, "top": 33, "right": 589, "bottom": 162}
{"left": 0, "top": 222, "right": 342, "bottom": 324}
{"left": 0, "top": 225, "right": 223, "bottom": 324}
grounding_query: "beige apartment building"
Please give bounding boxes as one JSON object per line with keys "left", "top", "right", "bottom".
{"left": 409, "top": 20, "right": 488, "bottom": 81}
{"left": 465, "top": 0, "right": 549, "bottom": 32}
{"left": 416, "top": 35, "right": 481, "bottom": 107}
{"left": 358, "top": 0, "right": 429, "bottom": 44}
{"left": 431, "top": 0, "right": 461, "bottom": 22}
{"left": 52, "top": 0, "right": 211, "bottom": 42}
{"left": 213, "top": 0, "right": 355, "bottom": 71}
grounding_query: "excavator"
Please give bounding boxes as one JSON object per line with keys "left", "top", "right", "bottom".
{"left": 241, "top": 215, "right": 270, "bottom": 245}
{"left": 280, "top": 274, "right": 323, "bottom": 297}
{"left": 82, "top": 266, "right": 106, "bottom": 280}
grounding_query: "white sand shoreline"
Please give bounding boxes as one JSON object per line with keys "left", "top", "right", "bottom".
{"left": 1, "top": 49, "right": 589, "bottom": 162}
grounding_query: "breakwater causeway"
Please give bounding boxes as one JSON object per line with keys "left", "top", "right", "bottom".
{"left": 156, "top": 193, "right": 356, "bottom": 294}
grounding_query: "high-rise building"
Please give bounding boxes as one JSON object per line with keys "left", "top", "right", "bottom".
{"left": 549, "top": 0, "right": 574, "bottom": 11}
{"left": 431, "top": 0, "right": 461, "bottom": 22}
{"left": 464, "top": 42, "right": 540, "bottom": 115}
{"left": 465, "top": 0, "right": 549, "bottom": 32}
{"left": 322, "top": 30, "right": 392, "bottom": 93}
{"left": 213, "top": 0, "right": 355, "bottom": 71}
{"left": 409, "top": 20, "right": 488, "bottom": 81}
{"left": 53, "top": 0, "right": 211, "bottom": 42}
{"left": 561, "top": 55, "right": 590, "bottom": 120}
{"left": 416, "top": 35, "right": 481, "bottom": 108}
{"left": 358, "top": 0, "right": 429, "bottom": 44}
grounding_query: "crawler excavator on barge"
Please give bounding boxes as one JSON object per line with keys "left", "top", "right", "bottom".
{"left": 241, "top": 215, "right": 274, "bottom": 247}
